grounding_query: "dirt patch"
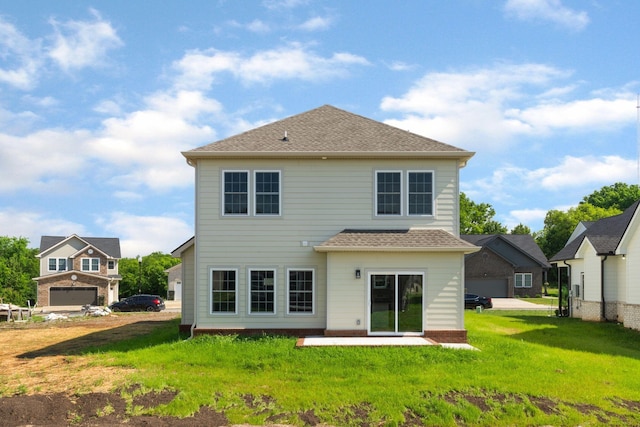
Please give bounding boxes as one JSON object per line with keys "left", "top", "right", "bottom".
{"left": 2, "top": 315, "right": 639, "bottom": 426}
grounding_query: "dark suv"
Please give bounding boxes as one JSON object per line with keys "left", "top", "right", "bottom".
{"left": 109, "top": 294, "right": 165, "bottom": 312}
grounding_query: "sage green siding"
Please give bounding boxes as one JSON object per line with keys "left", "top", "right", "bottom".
{"left": 192, "top": 157, "right": 462, "bottom": 330}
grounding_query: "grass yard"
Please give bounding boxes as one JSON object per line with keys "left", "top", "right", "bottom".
{"left": 82, "top": 310, "right": 640, "bottom": 426}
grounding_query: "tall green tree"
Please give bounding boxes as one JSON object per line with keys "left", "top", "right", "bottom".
{"left": 0, "top": 236, "right": 39, "bottom": 305}
{"left": 536, "top": 203, "right": 621, "bottom": 259}
{"left": 460, "top": 192, "right": 508, "bottom": 234}
{"left": 118, "top": 252, "right": 181, "bottom": 298}
{"left": 510, "top": 223, "right": 531, "bottom": 235}
{"left": 582, "top": 182, "right": 640, "bottom": 211}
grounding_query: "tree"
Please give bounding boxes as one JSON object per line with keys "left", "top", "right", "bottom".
{"left": 510, "top": 223, "right": 531, "bottom": 235}
{"left": 460, "top": 192, "right": 508, "bottom": 234}
{"left": 118, "top": 252, "right": 181, "bottom": 298}
{"left": 0, "top": 236, "right": 39, "bottom": 305}
{"left": 582, "top": 182, "right": 640, "bottom": 211}
{"left": 535, "top": 203, "right": 621, "bottom": 259}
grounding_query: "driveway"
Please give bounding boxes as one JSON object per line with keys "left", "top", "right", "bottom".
{"left": 490, "top": 298, "right": 556, "bottom": 310}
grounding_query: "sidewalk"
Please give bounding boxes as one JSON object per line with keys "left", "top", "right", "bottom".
{"left": 490, "top": 298, "right": 556, "bottom": 310}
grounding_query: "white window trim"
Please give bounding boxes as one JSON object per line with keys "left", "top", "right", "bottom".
{"left": 222, "top": 170, "right": 250, "bottom": 217}
{"left": 406, "top": 170, "right": 435, "bottom": 217}
{"left": 248, "top": 268, "right": 277, "bottom": 315}
{"left": 209, "top": 268, "right": 238, "bottom": 315}
{"left": 253, "top": 170, "right": 282, "bottom": 216}
{"left": 48, "top": 257, "right": 67, "bottom": 271}
{"left": 375, "top": 170, "right": 403, "bottom": 216}
{"left": 515, "top": 272, "right": 533, "bottom": 288}
{"left": 81, "top": 257, "right": 100, "bottom": 272}
{"left": 286, "top": 268, "right": 315, "bottom": 315}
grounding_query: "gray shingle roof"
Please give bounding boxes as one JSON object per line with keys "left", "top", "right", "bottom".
{"left": 315, "top": 229, "right": 479, "bottom": 252}
{"left": 39, "top": 236, "right": 122, "bottom": 258}
{"left": 550, "top": 200, "right": 640, "bottom": 262}
{"left": 461, "top": 234, "right": 551, "bottom": 268}
{"left": 184, "top": 105, "right": 474, "bottom": 160}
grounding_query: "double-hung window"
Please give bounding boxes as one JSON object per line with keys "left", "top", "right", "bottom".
{"left": 254, "top": 171, "right": 280, "bottom": 215}
{"left": 82, "top": 258, "right": 100, "bottom": 272}
{"left": 376, "top": 171, "right": 402, "bottom": 215}
{"left": 223, "top": 171, "right": 249, "bottom": 215}
{"left": 211, "top": 269, "right": 237, "bottom": 314}
{"left": 287, "top": 269, "right": 314, "bottom": 314}
{"left": 48, "top": 258, "right": 67, "bottom": 271}
{"left": 408, "top": 171, "right": 433, "bottom": 215}
{"left": 376, "top": 171, "right": 434, "bottom": 216}
{"left": 249, "top": 269, "right": 276, "bottom": 314}
{"left": 223, "top": 170, "right": 281, "bottom": 216}
{"left": 515, "top": 273, "right": 532, "bottom": 288}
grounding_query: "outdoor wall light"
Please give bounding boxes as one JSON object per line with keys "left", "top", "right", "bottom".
{"left": 355, "top": 269, "right": 361, "bottom": 279}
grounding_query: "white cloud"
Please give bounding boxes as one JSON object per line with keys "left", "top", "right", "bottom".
{"left": 0, "top": 209, "right": 87, "bottom": 247}
{"left": 173, "top": 43, "right": 369, "bottom": 90}
{"left": 506, "top": 96, "right": 635, "bottom": 134}
{"left": 47, "top": 9, "right": 123, "bottom": 71}
{"left": 504, "top": 208, "right": 548, "bottom": 230}
{"left": 0, "top": 129, "right": 91, "bottom": 193}
{"left": 0, "top": 89, "right": 217, "bottom": 194}
{"left": 88, "top": 90, "right": 219, "bottom": 191}
{"left": 297, "top": 16, "right": 333, "bottom": 31}
{"left": 504, "top": 0, "right": 589, "bottom": 31}
{"left": 528, "top": 155, "right": 637, "bottom": 190}
{"left": 96, "top": 212, "right": 192, "bottom": 257}
{"left": 246, "top": 19, "right": 271, "bottom": 33}
{"left": 380, "top": 63, "right": 635, "bottom": 150}
{"left": 0, "top": 17, "right": 43, "bottom": 90}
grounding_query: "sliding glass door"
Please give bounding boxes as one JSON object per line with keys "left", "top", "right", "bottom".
{"left": 369, "top": 273, "right": 424, "bottom": 335}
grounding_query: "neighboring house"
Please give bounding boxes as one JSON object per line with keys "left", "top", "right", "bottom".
{"left": 550, "top": 200, "right": 640, "bottom": 330}
{"left": 165, "top": 263, "right": 182, "bottom": 301}
{"left": 174, "top": 105, "right": 479, "bottom": 342}
{"left": 34, "top": 234, "right": 122, "bottom": 306}
{"left": 461, "top": 234, "right": 551, "bottom": 298}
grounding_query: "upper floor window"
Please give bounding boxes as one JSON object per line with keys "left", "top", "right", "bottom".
{"left": 515, "top": 273, "right": 532, "bottom": 288}
{"left": 48, "top": 258, "right": 67, "bottom": 271}
{"left": 223, "top": 171, "right": 249, "bottom": 215}
{"left": 223, "top": 170, "right": 281, "bottom": 216}
{"left": 255, "top": 171, "right": 280, "bottom": 215}
{"left": 376, "top": 171, "right": 402, "bottom": 215}
{"left": 376, "top": 171, "right": 434, "bottom": 216}
{"left": 107, "top": 260, "right": 115, "bottom": 270}
{"left": 82, "top": 258, "right": 100, "bottom": 272}
{"left": 408, "top": 171, "right": 433, "bottom": 215}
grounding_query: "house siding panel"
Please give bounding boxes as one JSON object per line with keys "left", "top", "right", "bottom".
{"left": 193, "top": 158, "right": 462, "bottom": 331}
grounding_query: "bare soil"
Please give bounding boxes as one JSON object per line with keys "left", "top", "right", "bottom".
{"left": 0, "top": 311, "right": 233, "bottom": 426}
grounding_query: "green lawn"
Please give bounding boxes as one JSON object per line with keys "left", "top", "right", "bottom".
{"left": 90, "top": 312, "right": 640, "bottom": 426}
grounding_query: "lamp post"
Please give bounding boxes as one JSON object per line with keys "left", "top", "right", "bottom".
{"left": 137, "top": 255, "right": 142, "bottom": 294}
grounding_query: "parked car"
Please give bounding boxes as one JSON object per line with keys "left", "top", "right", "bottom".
{"left": 109, "top": 294, "right": 165, "bottom": 312}
{"left": 464, "top": 293, "right": 493, "bottom": 309}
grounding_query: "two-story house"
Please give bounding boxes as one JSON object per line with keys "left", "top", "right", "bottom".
{"left": 34, "top": 234, "right": 122, "bottom": 306}
{"left": 174, "top": 105, "right": 478, "bottom": 342}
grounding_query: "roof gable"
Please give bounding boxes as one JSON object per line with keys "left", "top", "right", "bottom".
{"left": 183, "top": 105, "right": 474, "bottom": 162}
{"left": 461, "top": 234, "right": 550, "bottom": 268}
{"left": 39, "top": 235, "right": 121, "bottom": 258}
{"left": 550, "top": 200, "right": 640, "bottom": 262}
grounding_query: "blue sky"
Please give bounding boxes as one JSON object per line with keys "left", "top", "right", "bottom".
{"left": 1, "top": 0, "right": 638, "bottom": 257}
